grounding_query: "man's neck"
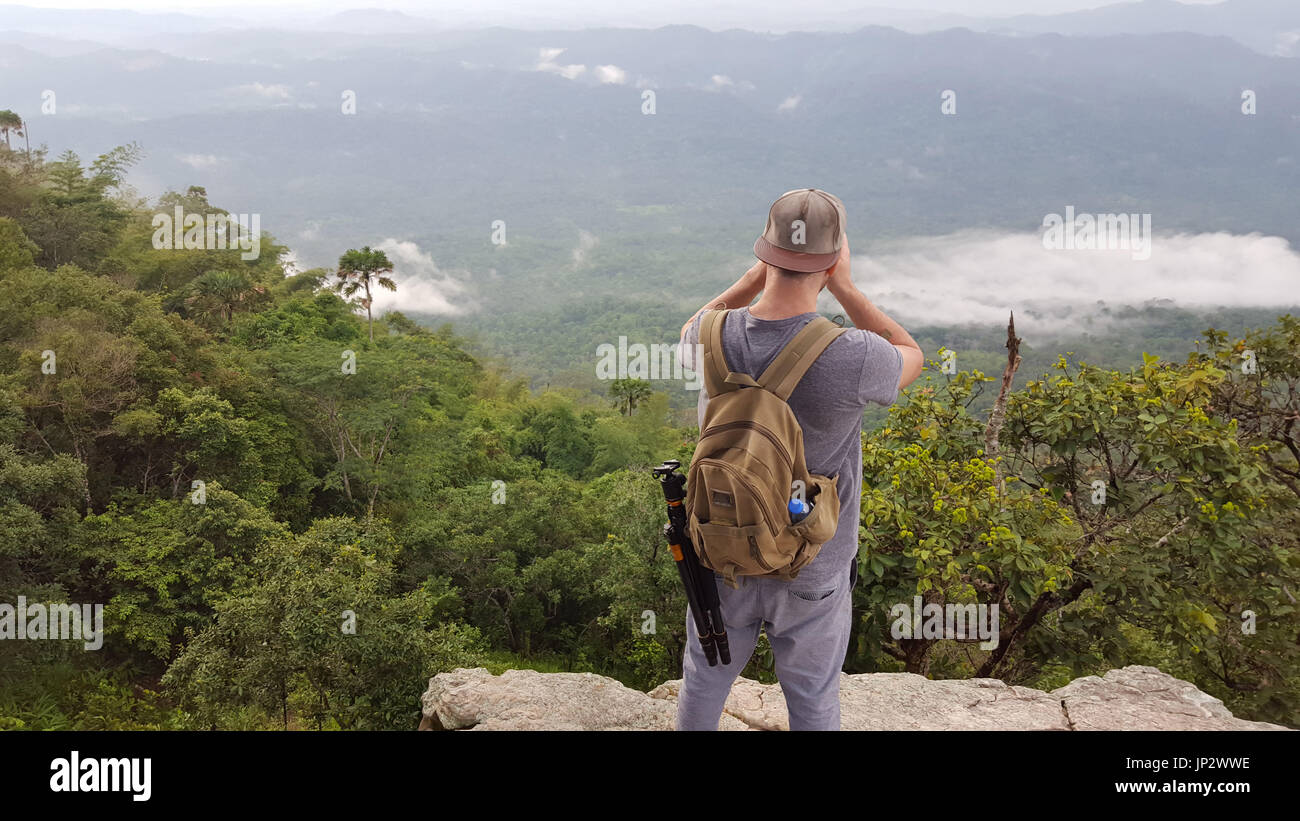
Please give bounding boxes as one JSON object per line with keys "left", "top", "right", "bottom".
{"left": 749, "top": 283, "right": 819, "bottom": 320}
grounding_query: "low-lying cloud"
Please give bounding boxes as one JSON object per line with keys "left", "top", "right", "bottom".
{"left": 571, "top": 229, "right": 598, "bottom": 265}
{"left": 369, "top": 239, "right": 472, "bottom": 316}
{"left": 841, "top": 230, "right": 1300, "bottom": 336}
{"left": 232, "top": 82, "right": 292, "bottom": 99}
{"left": 535, "top": 47, "right": 586, "bottom": 80}
{"left": 594, "top": 64, "right": 628, "bottom": 84}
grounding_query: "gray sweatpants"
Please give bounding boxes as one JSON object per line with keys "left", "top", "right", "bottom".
{"left": 674, "top": 560, "right": 855, "bottom": 731}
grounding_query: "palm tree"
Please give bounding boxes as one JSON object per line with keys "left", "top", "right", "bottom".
{"left": 187, "top": 270, "right": 262, "bottom": 325}
{"left": 0, "top": 110, "right": 22, "bottom": 151}
{"left": 336, "top": 246, "right": 397, "bottom": 341}
{"left": 609, "top": 378, "right": 653, "bottom": 416}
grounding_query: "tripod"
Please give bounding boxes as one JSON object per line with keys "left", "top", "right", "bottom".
{"left": 653, "top": 460, "right": 731, "bottom": 667}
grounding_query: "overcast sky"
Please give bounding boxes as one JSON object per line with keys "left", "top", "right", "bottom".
{"left": 18, "top": 0, "right": 1228, "bottom": 21}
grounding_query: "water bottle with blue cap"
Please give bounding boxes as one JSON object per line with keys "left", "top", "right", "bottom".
{"left": 789, "top": 495, "right": 813, "bottom": 524}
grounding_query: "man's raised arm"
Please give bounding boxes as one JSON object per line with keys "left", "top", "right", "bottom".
{"left": 679, "top": 261, "right": 768, "bottom": 343}
{"left": 826, "top": 237, "right": 924, "bottom": 388}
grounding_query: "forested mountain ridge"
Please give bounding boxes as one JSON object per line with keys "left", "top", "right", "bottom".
{"left": 0, "top": 142, "right": 683, "bottom": 729}
{"left": 0, "top": 140, "right": 1297, "bottom": 729}
{"left": 5, "top": 22, "right": 1297, "bottom": 278}
{"left": 5, "top": 17, "right": 1297, "bottom": 423}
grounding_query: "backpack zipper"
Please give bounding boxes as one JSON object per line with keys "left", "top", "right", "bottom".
{"left": 699, "top": 420, "right": 793, "bottom": 466}
{"left": 698, "top": 457, "right": 783, "bottom": 538}
{"left": 747, "top": 534, "right": 774, "bottom": 571}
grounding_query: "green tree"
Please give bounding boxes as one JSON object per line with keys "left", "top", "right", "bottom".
{"left": 608, "top": 377, "right": 652, "bottom": 416}
{"left": 19, "top": 145, "right": 140, "bottom": 269}
{"left": 186, "top": 269, "right": 264, "bottom": 326}
{"left": 585, "top": 469, "right": 689, "bottom": 688}
{"left": 162, "top": 517, "right": 484, "bottom": 729}
{"left": 336, "top": 246, "right": 396, "bottom": 342}
{"left": 513, "top": 395, "right": 594, "bottom": 477}
{"left": 0, "top": 432, "right": 86, "bottom": 598}
{"left": 78, "top": 485, "right": 287, "bottom": 659}
{"left": 400, "top": 474, "right": 604, "bottom": 659}
{"left": 0, "top": 217, "right": 38, "bottom": 270}
{"left": 0, "top": 110, "right": 23, "bottom": 151}
{"left": 850, "top": 346, "right": 1299, "bottom": 727}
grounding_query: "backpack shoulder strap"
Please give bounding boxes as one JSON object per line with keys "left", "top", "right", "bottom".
{"left": 699, "top": 309, "right": 761, "bottom": 396}
{"left": 757, "top": 316, "right": 847, "bottom": 401}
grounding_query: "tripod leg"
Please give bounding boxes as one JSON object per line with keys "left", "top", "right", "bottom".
{"left": 670, "top": 539, "right": 719, "bottom": 666}
{"left": 681, "top": 538, "right": 731, "bottom": 667}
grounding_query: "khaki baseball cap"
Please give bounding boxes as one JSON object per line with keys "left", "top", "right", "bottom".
{"left": 753, "top": 188, "right": 846, "bottom": 273}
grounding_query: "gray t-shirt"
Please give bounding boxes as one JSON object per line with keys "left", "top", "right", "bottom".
{"left": 682, "top": 307, "right": 903, "bottom": 588}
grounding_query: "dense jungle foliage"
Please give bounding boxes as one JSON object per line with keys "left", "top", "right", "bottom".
{"left": 1, "top": 142, "right": 1296, "bottom": 729}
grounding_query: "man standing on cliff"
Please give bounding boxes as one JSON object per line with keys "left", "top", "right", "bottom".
{"left": 675, "top": 188, "right": 924, "bottom": 730}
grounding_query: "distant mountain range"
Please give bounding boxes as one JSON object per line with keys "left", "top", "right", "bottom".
{"left": 929, "top": 0, "right": 1300, "bottom": 57}
{"left": 2, "top": 1, "right": 1297, "bottom": 55}
{"left": 1, "top": 4, "right": 1297, "bottom": 329}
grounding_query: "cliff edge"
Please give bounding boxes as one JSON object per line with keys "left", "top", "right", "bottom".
{"left": 418, "top": 665, "right": 1291, "bottom": 731}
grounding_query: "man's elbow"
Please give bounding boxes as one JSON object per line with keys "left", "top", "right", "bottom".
{"left": 898, "top": 345, "right": 924, "bottom": 389}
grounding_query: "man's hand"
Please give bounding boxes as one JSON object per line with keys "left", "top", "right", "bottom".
{"left": 826, "top": 234, "right": 857, "bottom": 300}
{"left": 822, "top": 233, "right": 926, "bottom": 388}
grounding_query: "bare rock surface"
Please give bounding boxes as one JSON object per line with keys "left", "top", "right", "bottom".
{"left": 1051, "top": 665, "right": 1289, "bottom": 731}
{"left": 419, "top": 667, "right": 750, "bottom": 730}
{"left": 419, "top": 664, "right": 1290, "bottom": 731}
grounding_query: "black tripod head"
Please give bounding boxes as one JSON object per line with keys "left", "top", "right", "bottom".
{"left": 652, "top": 459, "right": 681, "bottom": 477}
{"left": 653, "top": 460, "right": 685, "bottom": 501}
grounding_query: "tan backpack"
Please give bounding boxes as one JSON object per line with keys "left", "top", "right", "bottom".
{"left": 687, "top": 308, "right": 846, "bottom": 589}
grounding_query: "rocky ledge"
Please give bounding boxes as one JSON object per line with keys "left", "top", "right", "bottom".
{"left": 418, "top": 665, "right": 1290, "bottom": 731}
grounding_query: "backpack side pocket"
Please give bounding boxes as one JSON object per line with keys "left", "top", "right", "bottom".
{"left": 781, "top": 473, "right": 840, "bottom": 577}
